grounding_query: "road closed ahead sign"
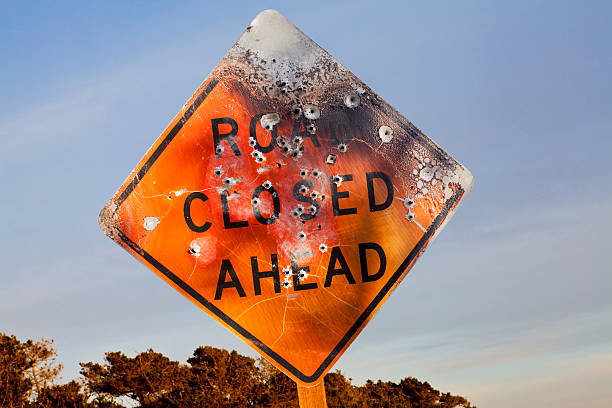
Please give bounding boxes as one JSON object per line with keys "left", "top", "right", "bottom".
{"left": 100, "top": 10, "right": 472, "bottom": 386}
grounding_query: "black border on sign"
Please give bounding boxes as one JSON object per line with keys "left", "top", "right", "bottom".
{"left": 112, "top": 78, "right": 464, "bottom": 383}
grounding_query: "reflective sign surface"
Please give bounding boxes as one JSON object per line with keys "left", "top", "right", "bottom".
{"left": 100, "top": 10, "right": 473, "bottom": 385}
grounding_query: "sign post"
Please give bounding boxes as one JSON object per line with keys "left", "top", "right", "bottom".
{"left": 100, "top": 10, "right": 472, "bottom": 407}
{"left": 297, "top": 381, "right": 328, "bottom": 408}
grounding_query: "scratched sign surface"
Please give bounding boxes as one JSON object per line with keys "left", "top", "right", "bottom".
{"left": 99, "top": 10, "right": 473, "bottom": 385}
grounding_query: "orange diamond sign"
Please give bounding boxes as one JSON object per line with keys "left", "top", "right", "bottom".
{"left": 99, "top": 10, "right": 472, "bottom": 386}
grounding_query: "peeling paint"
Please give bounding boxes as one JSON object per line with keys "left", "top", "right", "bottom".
{"left": 99, "top": 8, "right": 473, "bottom": 389}
{"left": 143, "top": 216, "right": 160, "bottom": 231}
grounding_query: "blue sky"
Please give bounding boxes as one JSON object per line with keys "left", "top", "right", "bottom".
{"left": 1, "top": 1, "right": 611, "bottom": 406}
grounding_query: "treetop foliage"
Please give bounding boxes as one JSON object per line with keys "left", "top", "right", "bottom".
{"left": 1, "top": 332, "right": 475, "bottom": 408}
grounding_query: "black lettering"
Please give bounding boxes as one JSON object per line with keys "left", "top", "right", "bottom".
{"left": 293, "top": 180, "right": 319, "bottom": 220}
{"left": 251, "top": 254, "right": 281, "bottom": 296}
{"left": 183, "top": 192, "right": 212, "bottom": 232}
{"left": 324, "top": 246, "right": 356, "bottom": 287}
{"left": 212, "top": 117, "right": 241, "bottom": 157}
{"left": 366, "top": 172, "right": 394, "bottom": 212}
{"left": 329, "top": 115, "right": 354, "bottom": 144}
{"left": 359, "top": 242, "right": 386, "bottom": 283}
{"left": 214, "top": 259, "right": 246, "bottom": 300}
{"left": 220, "top": 191, "right": 248, "bottom": 229}
{"left": 249, "top": 113, "right": 277, "bottom": 153}
{"left": 291, "top": 250, "right": 317, "bottom": 291}
{"left": 252, "top": 185, "right": 280, "bottom": 225}
{"left": 331, "top": 174, "right": 357, "bottom": 216}
{"left": 292, "top": 116, "right": 320, "bottom": 147}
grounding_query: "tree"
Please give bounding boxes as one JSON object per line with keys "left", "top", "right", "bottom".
{"left": 80, "top": 349, "right": 189, "bottom": 407}
{"left": 324, "top": 371, "right": 362, "bottom": 408}
{"left": 35, "top": 381, "right": 89, "bottom": 408}
{"left": 181, "top": 345, "right": 262, "bottom": 407}
{"left": 359, "top": 379, "right": 410, "bottom": 407}
{"left": 2, "top": 332, "right": 475, "bottom": 407}
{"left": 398, "top": 377, "right": 440, "bottom": 407}
{"left": 255, "top": 358, "right": 298, "bottom": 408}
{"left": 0, "top": 333, "right": 62, "bottom": 408}
{"left": 439, "top": 391, "right": 473, "bottom": 408}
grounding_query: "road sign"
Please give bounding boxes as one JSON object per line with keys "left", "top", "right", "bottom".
{"left": 99, "top": 8, "right": 472, "bottom": 394}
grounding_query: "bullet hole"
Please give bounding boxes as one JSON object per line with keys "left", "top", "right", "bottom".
{"left": 332, "top": 175, "right": 343, "bottom": 185}
{"left": 282, "top": 266, "right": 291, "bottom": 276}
{"left": 248, "top": 137, "right": 257, "bottom": 147}
{"left": 255, "top": 156, "right": 266, "bottom": 163}
{"left": 316, "top": 224, "right": 322, "bottom": 230}
{"left": 188, "top": 241, "right": 201, "bottom": 256}
{"left": 299, "top": 185, "right": 309, "bottom": 194}
{"left": 276, "top": 80, "right": 287, "bottom": 87}
{"left": 214, "top": 166, "right": 223, "bottom": 177}
{"left": 260, "top": 180, "right": 271, "bottom": 190}
{"left": 291, "top": 209, "right": 299, "bottom": 218}
{"left": 282, "top": 280, "right": 292, "bottom": 288}
{"left": 308, "top": 205, "right": 318, "bottom": 215}
{"left": 293, "top": 135, "right": 303, "bottom": 145}
{"left": 344, "top": 92, "right": 360, "bottom": 108}
{"left": 311, "top": 169, "right": 321, "bottom": 178}
{"left": 420, "top": 167, "right": 435, "bottom": 182}
{"left": 319, "top": 243, "right": 328, "bottom": 253}
{"left": 326, "top": 154, "right": 337, "bottom": 164}
{"left": 291, "top": 106, "right": 302, "bottom": 118}
{"left": 296, "top": 204, "right": 304, "bottom": 214}
{"left": 298, "top": 231, "right": 307, "bottom": 240}
{"left": 320, "top": 194, "right": 326, "bottom": 200}
{"left": 296, "top": 85, "right": 304, "bottom": 91}
{"left": 298, "top": 145, "right": 305, "bottom": 153}
{"left": 406, "top": 212, "right": 415, "bottom": 221}
{"left": 410, "top": 185, "right": 415, "bottom": 190}
{"left": 300, "top": 169, "right": 308, "bottom": 178}
{"left": 307, "top": 124, "right": 316, "bottom": 134}
{"left": 310, "top": 190, "right": 319, "bottom": 199}
{"left": 280, "top": 87, "right": 288, "bottom": 94}
{"left": 379, "top": 125, "right": 393, "bottom": 143}
{"left": 251, "top": 150, "right": 261, "bottom": 158}
{"left": 277, "top": 137, "right": 287, "bottom": 147}
{"left": 143, "top": 216, "right": 160, "bottom": 231}
{"left": 251, "top": 197, "right": 260, "bottom": 206}
{"left": 337, "top": 143, "right": 347, "bottom": 153}
{"left": 167, "top": 195, "right": 172, "bottom": 200}
{"left": 272, "top": 58, "right": 276, "bottom": 63}
{"left": 222, "top": 177, "right": 233, "bottom": 186}
{"left": 282, "top": 146, "right": 291, "bottom": 153}
{"left": 303, "top": 104, "right": 320, "bottom": 120}
{"left": 260, "top": 113, "right": 280, "bottom": 131}
{"left": 276, "top": 162, "right": 282, "bottom": 168}
{"left": 216, "top": 145, "right": 224, "bottom": 154}
{"left": 404, "top": 199, "right": 415, "bottom": 208}
{"left": 290, "top": 150, "right": 300, "bottom": 159}
{"left": 298, "top": 270, "right": 308, "bottom": 280}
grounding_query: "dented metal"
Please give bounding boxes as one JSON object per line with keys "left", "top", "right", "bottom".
{"left": 99, "top": 9, "right": 473, "bottom": 387}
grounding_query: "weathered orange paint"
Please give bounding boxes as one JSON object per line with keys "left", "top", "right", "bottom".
{"left": 99, "top": 10, "right": 472, "bottom": 390}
